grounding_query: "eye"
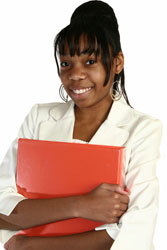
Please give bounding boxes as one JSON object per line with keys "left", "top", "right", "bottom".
{"left": 86, "top": 59, "right": 96, "bottom": 65}
{"left": 60, "top": 61, "right": 70, "bottom": 67}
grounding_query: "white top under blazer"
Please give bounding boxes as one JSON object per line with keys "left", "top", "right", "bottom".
{"left": 0, "top": 97, "right": 162, "bottom": 250}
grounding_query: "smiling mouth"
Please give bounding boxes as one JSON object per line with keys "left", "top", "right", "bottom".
{"left": 70, "top": 87, "right": 92, "bottom": 94}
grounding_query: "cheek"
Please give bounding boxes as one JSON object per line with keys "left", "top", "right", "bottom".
{"left": 95, "top": 66, "right": 106, "bottom": 80}
{"left": 92, "top": 70, "right": 106, "bottom": 86}
{"left": 60, "top": 72, "right": 67, "bottom": 85}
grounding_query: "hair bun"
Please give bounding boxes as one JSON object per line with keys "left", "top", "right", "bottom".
{"left": 70, "top": 1, "right": 118, "bottom": 30}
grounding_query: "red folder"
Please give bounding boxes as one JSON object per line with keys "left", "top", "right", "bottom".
{"left": 16, "top": 138, "right": 125, "bottom": 237}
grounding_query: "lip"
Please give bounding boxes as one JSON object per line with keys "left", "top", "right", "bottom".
{"left": 69, "top": 86, "right": 93, "bottom": 90}
{"left": 69, "top": 87, "right": 93, "bottom": 99}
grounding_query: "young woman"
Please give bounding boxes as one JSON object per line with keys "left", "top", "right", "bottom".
{"left": 0, "top": 1, "right": 162, "bottom": 249}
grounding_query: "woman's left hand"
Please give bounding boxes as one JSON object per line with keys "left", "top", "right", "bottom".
{"left": 4, "top": 235, "right": 33, "bottom": 250}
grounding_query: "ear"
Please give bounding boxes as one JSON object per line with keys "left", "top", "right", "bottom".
{"left": 114, "top": 51, "right": 124, "bottom": 74}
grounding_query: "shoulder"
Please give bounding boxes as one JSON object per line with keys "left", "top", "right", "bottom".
{"left": 130, "top": 106, "right": 162, "bottom": 134}
{"left": 114, "top": 98, "right": 162, "bottom": 146}
{"left": 119, "top": 102, "right": 163, "bottom": 170}
{"left": 125, "top": 105, "right": 162, "bottom": 154}
{"left": 29, "top": 101, "right": 73, "bottom": 121}
{"left": 112, "top": 98, "right": 162, "bottom": 133}
{"left": 32, "top": 101, "right": 71, "bottom": 113}
{"left": 18, "top": 101, "right": 73, "bottom": 138}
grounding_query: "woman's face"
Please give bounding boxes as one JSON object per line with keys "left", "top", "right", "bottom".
{"left": 59, "top": 36, "right": 123, "bottom": 109}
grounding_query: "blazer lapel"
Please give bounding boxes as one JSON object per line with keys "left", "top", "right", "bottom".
{"left": 89, "top": 97, "right": 133, "bottom": 147}
{"left": 89, "top": 124, "right": 129, "bottom": 147}
{"left": 38, "top": 97, "right": 133, "bottom": 147}
{"left": 38, "top": 101, "right": 75, "bottom": 142}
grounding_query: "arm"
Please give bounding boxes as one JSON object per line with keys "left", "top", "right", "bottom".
{"left": 4, "top": 230, "right": 114, "bottom": 250}
{"left": 0, "top": 218, "right": 20, "bottom": 231}
{"left": 0, "top": 183, "right": 129, "bottom": 230}
{"left": 108, "top": 119, "right": 162, "bottom": 250}
{"left": 0, "top": 196, "right": 77, "bottom": 229}
{"left": 0, "top": 102, "right": 127, "bottom": 247}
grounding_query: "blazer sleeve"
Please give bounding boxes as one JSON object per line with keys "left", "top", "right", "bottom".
{"left": 110, "top": 118, "right": 162, "bottom": 250}
{"left": 0, "top": 104, "right": 39, "bottom": 216}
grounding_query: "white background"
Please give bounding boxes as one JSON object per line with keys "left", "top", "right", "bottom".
{"left": 0, "top": 0, "right": 166, "bottom": 249}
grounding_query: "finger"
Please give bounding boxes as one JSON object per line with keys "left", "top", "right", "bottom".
{"left": 4, "top": 242, "right": 9, "bottom": 250}
{"left": 109, "top": 184, "right": 129, "bottom": 195}
{"left": 119, "top": 203, "right": 128, "bottom": 212}
{"left": 115, "top": 186, "right": 129, "bottom": 195}
{"left": 114, "top": 209, "right": 126, "bottom": 217}
{"left": 100, "top": 183, "right": 126, "bottom": 193}
{"left": 4, "top": 235, "right": 16, "bottom": 250}
{"left": 120, "top": 194, "right": 130, "bottom": 204}
{"left": 108, "top": 217, "right": 119, "bottom": 224}
{"left": 113, "top": 201, "right": 128, "bottom": 212}
{"left": 124, "top": 187, "right": 131, "bottom": 194}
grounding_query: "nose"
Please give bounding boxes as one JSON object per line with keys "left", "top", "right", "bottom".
{"left": 69, "top": 65, "right": 87, "bottom": 81}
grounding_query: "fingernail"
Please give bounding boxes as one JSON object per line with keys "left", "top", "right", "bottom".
{"left": 124, "top": 188, "right": 131, "bottom": 194}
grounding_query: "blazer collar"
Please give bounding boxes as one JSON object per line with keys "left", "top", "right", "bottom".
{"left": 49, "top": 97, "right": 133, "bottom": 127}
{"left": 49, "top": 101, "right": 75, "bottom": 121}
{"left": 89, "top": 97, "right": 133, "bottom": 145}
{"left": 105, "top": 97, "right": 133, "bottom": 127}
{"left": 39, "top": 97, "right": 133, "bottom": 146}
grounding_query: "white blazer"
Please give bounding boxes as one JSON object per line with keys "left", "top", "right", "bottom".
{"left": 0, "top": 97, "right": 162, "bottom": 250}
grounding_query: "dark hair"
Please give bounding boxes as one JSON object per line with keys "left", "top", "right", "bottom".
{"left": 54, "top": 0, "right": 131, "bottom": 106}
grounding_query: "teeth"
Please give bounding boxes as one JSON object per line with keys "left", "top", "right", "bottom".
{"left": 72, "top": 88, "right": 91, "bottom": 94}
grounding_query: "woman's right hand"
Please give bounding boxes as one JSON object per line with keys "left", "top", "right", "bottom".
{"left": 75, "top": 183, "right": 129, "bottom": 224}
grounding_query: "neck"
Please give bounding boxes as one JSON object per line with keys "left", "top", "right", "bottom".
{"left": 74, "top": 97, "right": 113, "bottom": 125}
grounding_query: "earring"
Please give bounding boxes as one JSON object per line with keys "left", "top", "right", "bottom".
{"left": 59, "top": 84, "right": 69, "bottom": 102}
{"left": 110, "top": 80, "right": 122, "bottom": 101}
